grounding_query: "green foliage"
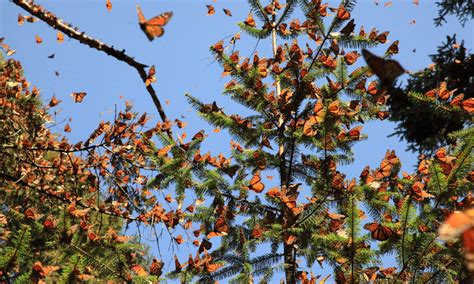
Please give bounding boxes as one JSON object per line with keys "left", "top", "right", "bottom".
{"left": 390, "top": 35, "right": 473, "bottom": 152}
{"left": 4, "top": 1, "right": 473, "bottom": 283}
{"left": 434, "top": 0, "right": 474, "bottom": 26}
{"left": 0, "top": 56, "right": 153, "bottom": 283}
{"left": 238, "top": 22, "right": 272, "bottom": 39}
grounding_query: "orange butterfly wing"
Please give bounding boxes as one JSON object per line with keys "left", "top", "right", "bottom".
{"left": 143, "top": 26, "right": 164, "bottom": 40}
{"left": 146, "top": 12, "right": 173, "bottom": 26}
{"left": 136, "top": 6, "right": 172, "bottom": 41}
{"left": 336, "top": 5, "right": 350, "bottom": 20}
{"left": 249, "top": 172, "right": 265, "bottom": 193}
{"left": 71, "top": 92, "right": 86, "bottom": 103}
{"left": 376, "top": 158, "right": 392, "bottom": 179}
{"left": 207, "top": 216, "right": 230, "bottom": 239}
{"left": 244, "top": 13, "right": 256, "bottom": 27}
{"left": 136, "top": 5, "right": 147, "bottom": 23}
{"left": 364, "top": 222, "right": 395, "bottom": 241}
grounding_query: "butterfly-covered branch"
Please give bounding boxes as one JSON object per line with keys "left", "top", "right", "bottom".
{"left": 0, "top": 172, "right": 139, "bottom": 222}
{"left": 12, "top": 0, "right": 171, "bottom": 134}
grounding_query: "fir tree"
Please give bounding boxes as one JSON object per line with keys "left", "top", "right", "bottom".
{"left": 177, "top": 0, "right": 473, "bottom": 282}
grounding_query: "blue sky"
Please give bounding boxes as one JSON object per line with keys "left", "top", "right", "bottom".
{"left": 1, "top": 0, "right": 472, "bottom": 281}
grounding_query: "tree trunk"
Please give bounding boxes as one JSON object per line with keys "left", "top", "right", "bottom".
{"left": 284, "top": 243, "right": 296, "bottom": 283}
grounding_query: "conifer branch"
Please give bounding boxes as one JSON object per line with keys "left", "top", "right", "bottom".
{"left": 68, "top": 243, "right": 128, "bottom": 281}
{"left": 12, "top": 0, "right": 172, "bottom": 138}
{"left": 350, "top": 196, "right": 355, "bottom": 283}
{"left": 270, "top": 8, "right": 296, "bottom": 282}
{"left": 221, "top": 192, "right": 280, "bottom": 213}
{"left": 1, "top": 143, "right": 104, "bottom": 153}
{"left": 0, "top": 172, "right": 139, "bottom": 222}
{"left": 248, "top": 0, "right": 271, "bottom": 25}
{"left": 307, "top": 16, "right": 337, "bottom": 72}
{"left": 397, "top": 196, "right": 412, "bottom": 278}
{"left": 425, "top": 259, "right": 456, "bottom": 282}
{"left": 275, "top": 0, "right": 298, "bottom": 27}
{"left": 4, "top": 227, "right": 27, "bottom": 276}
{"left": 431, "top": 163, "right": 444, "bottom": 209}
{"left": 446, "top": 142, "right": 472, "bottom": 185}
{"left": 434, "top": 142, "right": 472, "bottom": 209}
{"left": 295, "top": 189, "right": 332, "bottom": 227}
{"left": 409, "top": 235, "right": 437, "bottom": 281}
{"left": 307, "top": 0, "right": 353, "bottom": 72}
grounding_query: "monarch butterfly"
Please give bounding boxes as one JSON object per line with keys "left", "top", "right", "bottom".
{"left": 71, "top": 92, "right": 86, "bottom": 103}
{"left": 57, "top": 31, "right": 64, "bottom": 43}
{"left": 364, "top": 222, "right": 396, "bottom": 241}
{"left": 244, "top": 13, "right": 256, "bottom": 27}
{"left": 340, "top": 19, "right": 355, "bottom": 36}
{"left": 207, "top": 215, "right": 230, "bottom": 238}
{"left": 43, "top": 216, "right": 57, "bottom": 229}
{"left": 35, "top": 35, "right": 42, "bottom": 44}
{"left": 223, "top": 8, "right": 232, "bottom": 17}
{"left": 379, "top": 267, "right": 396, "bottom": 277}
{"left": 244, "top": 172, "right": 265, "bottom": 193}
{"left": 174, "top": 255, "right": 183, "bottom": 272}
{"left": 191, "top": 130, "right": 205, "bottom": 141}
{"left": 136, "top": 5, "right": 172, "bottom": 41}
{"left": 149, "top": 258, "right": 164, "bottom": 277}
{"left": 336, "top": 4, "right": 350, "bottom": 20}
{"left": 438, "top": 209, "right": 474, "bottom": 271}
{"left": 198, "top": 238, "right": 212, "bottom": 254}
{"left": 362, "top": 49, "right": 405, "bottom": 86}
{"left": 206, "top": 4, "right": 215, "bottom": 16}
{"left": 105, "top": 0, "right": 112, "bottom": 11}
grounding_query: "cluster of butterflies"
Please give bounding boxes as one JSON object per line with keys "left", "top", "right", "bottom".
{"left": 135, "top": 3, "right": 407, "bottom": 94}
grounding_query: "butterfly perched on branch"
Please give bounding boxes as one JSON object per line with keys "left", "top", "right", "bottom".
{"left": 362, "top": 49, "right": 405, "bottom": 86}
{"left": 364, "top": 222, "right": 396, "bottom": 241}
{"left": 136, "top": 5, "right": 173, "bottom": 41}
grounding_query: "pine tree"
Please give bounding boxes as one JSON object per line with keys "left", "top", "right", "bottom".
{"left": 183, "top": 0, "right": 399, "bottom": 282}
{"left": 175, "top": 0, "right": 473, "bottom": 282}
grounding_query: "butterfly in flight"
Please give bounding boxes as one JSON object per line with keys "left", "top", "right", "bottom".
{"left": 136, "top": 5, "right": 173, "bottom": 41}
{"left": 362, "top": 49, "right": 405, "bottom": 86}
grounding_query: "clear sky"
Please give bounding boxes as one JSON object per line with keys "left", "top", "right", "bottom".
{"left": 1, "top": 0, "right": 473, "bottom": 281}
